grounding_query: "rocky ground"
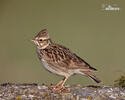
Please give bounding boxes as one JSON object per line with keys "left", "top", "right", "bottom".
{"left": 0, "top": 83, "right": 125, "bottom": 100}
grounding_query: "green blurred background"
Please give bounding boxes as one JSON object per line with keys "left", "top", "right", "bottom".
{"left": 0, "top": 0, "right": 125, "bottom": 85}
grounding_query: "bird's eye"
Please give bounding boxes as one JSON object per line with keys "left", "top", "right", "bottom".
{"left": 39, "top": 39, "right": 43, "bottom": 41}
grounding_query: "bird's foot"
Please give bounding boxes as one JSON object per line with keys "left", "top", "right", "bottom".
{"left": 54, "top": 86, "right": 64, "bottom": 90}
{"left": 49, "top": 85, "right": 58, "bottom": 88}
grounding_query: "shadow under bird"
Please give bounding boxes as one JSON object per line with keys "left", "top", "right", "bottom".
{"left": 31, "top": 29, "right": 101, "bottom": 90}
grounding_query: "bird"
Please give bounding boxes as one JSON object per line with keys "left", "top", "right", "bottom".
{"left": 31, "top": 29, "right": 101, "bottom": 90}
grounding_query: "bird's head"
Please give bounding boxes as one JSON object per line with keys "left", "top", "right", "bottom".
{"left": 32, "top": 29, "right": 52, "bottom": 49}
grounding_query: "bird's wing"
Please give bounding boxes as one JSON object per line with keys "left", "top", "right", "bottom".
{"left": 43, "top": 43, "right": 97, "bottom": 71}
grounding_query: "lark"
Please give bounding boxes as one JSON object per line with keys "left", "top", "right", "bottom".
{"left": 32, "top": 29, "right": 101, "bottom": 90}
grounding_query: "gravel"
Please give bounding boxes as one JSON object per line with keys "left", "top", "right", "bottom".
{"left": 0, "top": 83, "right": 125, "bottom": 100}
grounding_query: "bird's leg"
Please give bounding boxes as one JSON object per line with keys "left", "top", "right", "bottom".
{"left": 55, "top": 79, "right": 64, "bottom": 87}
{"left": 55, "top": 77, "right": 68, "bottom": 90}
{"left": 50, "top": 79, "right": 63, "bottom": 88}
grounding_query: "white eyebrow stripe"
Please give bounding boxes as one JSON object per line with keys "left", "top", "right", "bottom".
{"left": 40, "top": 37, "right": 49, "bottom": 40}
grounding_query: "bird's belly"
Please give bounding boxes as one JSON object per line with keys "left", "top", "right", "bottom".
{"left": 40, "top": 59, "right": 71, "bottom": 77}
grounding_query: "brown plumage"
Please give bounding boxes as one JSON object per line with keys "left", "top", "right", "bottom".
{"left": 32, "top": 29, "right": 101, "bottom": 90}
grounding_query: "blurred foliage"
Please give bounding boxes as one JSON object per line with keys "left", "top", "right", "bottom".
{"left": 114, "top": 75, "right": 125, "bottom": 88}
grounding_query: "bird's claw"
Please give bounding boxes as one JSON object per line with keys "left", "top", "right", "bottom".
{"left": 49, "top": 85, "right": 65, "bottom": 90}
{"left": 49, "top": 85, "right": 58, "bottom": 88}
{"left": 54, "top": 86, "right": 64, "bottom": 90}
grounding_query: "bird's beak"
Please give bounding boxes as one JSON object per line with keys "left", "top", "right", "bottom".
{"left": 31, "top": 38, "right": 35, "bottom": 42}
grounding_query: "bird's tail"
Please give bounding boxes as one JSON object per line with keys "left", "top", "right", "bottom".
{"left": 80, "top": 71, "right": 101, "bottom": 83}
